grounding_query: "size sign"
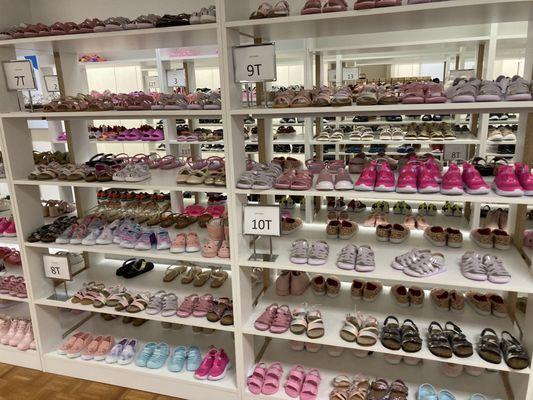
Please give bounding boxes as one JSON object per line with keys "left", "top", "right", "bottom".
{"left": 145, "top": 75, "right": 159, "bottom": 90}
{"left": 444, "top": 144, "right": 467, "bottom": 162}
{"left": 43, "top": 254, "right": 72, "bottom": 281}
{"left": 178, "top": 144, "right": 192, "bottom": 157}
{"left": 343, "top": 67, "right": 358, "bottom": 81}
{"left": 233, "top": 43, "right": 276, "bottom": 83}
{"left": 167, "top": 69, "right": 186, "bottom": 87}
{"left": 243, "top": 205, "right": 280, "bottom": 237}
{"left": 44, "top": 75, "right": 60, "bottom": 92}
{"left": 2, "top": 60, "right": 37, "bottom": 91}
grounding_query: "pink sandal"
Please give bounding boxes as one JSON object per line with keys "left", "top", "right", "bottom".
{"left": 290, "top": 171, "right": 313, "bottom": 190}
{"left": 300, "top": 369, "right": 321, "bottom": 400}
{"left": 270, "top": 305, "right": 291, "bottom": 333}
{"left": 262, "top": 362, "right": 284, "bottom": 395}
{"left": 375, "top": 0, "right": 401, "bottom": 7}
{"left": 254, "top": 303, "right": 278, "bottom": 331}
{"left": 301, "top": 0, "right": 322, "bottom": 14}
{"left": 401, "top": 83, "right": 425, "bottom": 104}
{"left": 193, "top": 294, "right": 214, "bottom": 317}
{"left": 323, "top": 0, "right": 348, "bottom": 12}
{"left": 177, "top": 294, "right": 199, "bottom": 318}
{"left": 425, "top": 83, "right": 447, "bottom": 103}
{"left": 354, "top": 0, "right": 376, "bottom": 9}
{"left": 284, "top": 365, "right": 306, "bottom": 398}
{"left": 247, "top": 363, "right": 267, "bottom": 394}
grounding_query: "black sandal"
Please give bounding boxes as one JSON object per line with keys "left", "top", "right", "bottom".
{"left": 478, "top": 328, "right": 502, "bottom": 364}
{"left": 116, "top": 258, "right": 138, "bottom": 276}
{"left": 380, "top": 316, "right": 402, "bottom": 351}
{"left": 122, "top": 259, "right": 154, "bottom": 279}
{"left": 444, "top": 321, "right": 473, "bottom": 358}
{"left": 427, "top": 321, "right": 453, "bottom": 358}
{"left": 501, "top": 331, "right": 529, "bottom": 370}
{"left": 400, "top": 319, "right": 422, "bottom": 353}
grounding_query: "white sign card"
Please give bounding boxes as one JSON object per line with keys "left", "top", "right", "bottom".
{"left": 178, "top": 144, "right": 192, "bottom": 157}
{"left": 43, "top": 254, "right": 72, "bottom": 281}
{"left": 444, "top": 144, "right": 468, "bottom": 162}
{"left": 44, "top": 75, "right": 60, "bottom": 92}
{"left": 2, "top": 60, "right": 37, "bottom": 91}
{"left": 167, "top": 69, "right": 186, "bottom": 87}
{"left": 233, "top": 43, "right": 277, "bottom": 83}
{"left": 343, "top": 67, "right": 358, "bottom": 81}
{"left": 145, "top": 75, "right": 159, "bottom": 90}
{"left": 243, "top": 205, "right": 281, "bottom": 237}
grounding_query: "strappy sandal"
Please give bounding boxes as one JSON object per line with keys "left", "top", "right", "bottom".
{"left": 113, "top": 292, "right": 134, "bottom": 311}
{"left": 388, "top": 380, "right": 408, "bottom": 400}
{"left": 193, "top": 269, "right": 211, "bottom": 287}
{"left": 306, "top": 308, "right": 325, "bottom": 338}
{"left": 340, "top": 312, "right": 362, "bottom": 343}
{"left": 501, "top": 331, "right": 529, "bottom": 370}
{"left": 323, "top": 0, "right": 348, "bottom": 12}
{"left": 174, "top": 214, "right": 197, "bottom": 229}
{"left": 443, "top": 321, "right": 473, "bottom": 357}
{"left": 301, "top": 369, "right": 321, "bottom": 400}
{"left": 220, "top": 303, "right": 234, "bottom": 325}
{"left": 357, "top": 315, "right": 379, "bottom": 346}
{"left": 368, "top": 379, "right": 389, "bottom": 400}
{"left": 380, "top": 316, "right": 401, "bottom": 350}
{"left": 478, "top": 328, "right": 502, "bottom": 364}
{"left": 290, "top": 91, "right": 313, "bottom": 108}
{"left": 400, "top": 319, "right": 422, "bottom": 352}
{"left": 163, "top": 264, "right": 187, "bottom": 282}
{"left": 93, "top": 286, "right": 122, "bottom": 308}
{"left": 427, "top": 321, "right": 453, "bottom": 358}
{"left": 210, "top": 268, "right": 228, "bottom": 288}
{"left": 181, "top": 266, "right": 202, "bottom": 284}
{"left": 290, "top": 305, "right": 308, "bottom": 335}
{"left": 206, "top": 297, "right": 231, "bottom": 323}
{"left": 126, "top": 292, "right": 150, "bottom": 313}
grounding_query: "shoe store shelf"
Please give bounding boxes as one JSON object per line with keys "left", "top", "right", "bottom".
{"left": 168, "top": 139, "right": 225, "bottom": 145}
{"left": 41, "top": 318, "right": 237, "bottom": 400}
{"left": 25, "top": 241, "right": 231, "bottom": 266}
{"left": 13, "top": 170, "right": 226, "bottom": 193}
{"left": 322, "top": 119, "right": 460, "bottom": 127}
{"left": 0, "top": 24, "right": 218, "bottom": 53}
{"left": 234, "top": 183, "right": 533, "bottom": 206}
{"left": 310, "top": 133, "right": 479, "bottom": 145}
{"left": 226, "top": 0, "right": 530, "bottom": 41}
{"left": 0, "top": 110, "right": 223, "bottom": 120}
{"left": 238, "top": 224, "right": 533, "bottom": 294}
{"left": 0, "top": 236, "right": 21, "bottom": 246}
{"left": 244, "top": 284, "right": 526, "bottom": 374}
{"left": 245, "top": 339, "right": 508, "bottom": 400}
{"left": 231, "top": 102, "right": 533, "bottom": 117}
{"left": 34, "top": 259, "right": 234, "bottom": 332}
{"left": 0, "top": 294, "right": 28, "bottom": 303}
{"left": 0, "top": 345, "right": 40, "bottom": 370}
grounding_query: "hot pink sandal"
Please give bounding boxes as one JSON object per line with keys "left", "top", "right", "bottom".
{"left": 300, "top": 369, "right": 321, "bottom": 400}
{"left": 284, "top": 365, "right": 306, "bottom": 398}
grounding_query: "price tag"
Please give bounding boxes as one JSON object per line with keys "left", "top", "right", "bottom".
{"left": 43, "top": 254, "right": 72, "bottom": 281}
{"left": 343, "top": 67, "right": 358, "bottom": 81}
{"left": 145, "top": 75, "right": 159, "bottom": 90}
{"left": 167, "top": 69, "right": 186, "bottom": 87}
{"left": 178, "top": 144, "right": 192, "bottom": 157}
{"left": 44, "top": 75, "right": 60, "bottom": 92}
{"left": 2, "top": 60, "right": 37, "bottom": 91}
{"left": 444, "top": 144, "right": 467, "bottom": 162}
{"left": 243, "top": 205, "right": 280, "bottom": 237}
{"left": 233, "top": 43, "right": 276, "bottom": 83}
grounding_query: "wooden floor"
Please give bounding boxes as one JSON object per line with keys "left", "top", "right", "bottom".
{"left": 0, "top": 364, "right": 182, "bottom": 400}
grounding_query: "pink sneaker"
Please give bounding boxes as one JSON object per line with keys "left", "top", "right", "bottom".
{"left": 81, "top": 335, "right": 104, "bottom": 360}
{"left": 0, "top": 218, "right": 10, "bottom": 235}
{"left": 424, "top": 154, "right": 442, "bottom": 182}
{"left": 374, "top": 161, "right": 395, "bottom": 192}
{"left": 3, "top": 219, "right": 16, "bottom": 237}
{"left": 1, "top": 319, "right": 18, "bottom": 345}
{"left": 440, "top": 163, "right": 463, "bottom": 195}
{"left": 170, "top": 233, "right": 186, "bottom": 253}
{"left": 396, "top": 163, "right": 417, "bottom": 194}
{"left": 493, "top": 166, "right": 524, "bottom": 197}
{"left": 17, "top": 323, "right": 34, "bottom": 351}
{"left": 462, "top": 163, "right": 490, "bottom": 194}
{"left": 67, "top": 332, "right": 94, "bottom": 358}
{"left": 218, "top": 240, "right": 230, "bottom": 258}
{"left": 194, "top": 347, "right": 217, "bottom": 380}
{"left": 207, "top": 349, "right": 231, "bottom": 381}
{"left": 354, "top": 160, "right": 377, "bottom": 191}
{"left": 186, "top": 232, "right": 201, "bottom": 253}
{"left": 0, "top": 316, "right": 10, "bottom": 339}
{"left": 316, "top": 169, "right": 334, "bottom": 191}
{"left": 9, "top": 319, "right": 28, "bottom": 347}
{"left": 417, "top": 163, "right": 440, "bottom": 194}
{"left": 515, "top": 163, "right": 533, "bottom": 195}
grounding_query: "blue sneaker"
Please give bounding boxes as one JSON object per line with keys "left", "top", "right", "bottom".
{"left": 186, "top": 346, "right": 202, "bottom": 371}
{"left": 168, "top": 346, "right": 187, "bottom": 372}
{"left": 417, "top": 384, "right": 437, "bottom": 400}
{"left": 135, "top": 342, "right": 157, "bottom": 367}
{"left": 147, "top": 342, "right": 169, "bottom": 369}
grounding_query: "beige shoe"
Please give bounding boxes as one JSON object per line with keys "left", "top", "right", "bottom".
{"left": 470, "top": 228, "right": 494, "bottom": 249}
{"left": 351, "top": 279, "right": 364, "bottom": 300}
{"left": 362, "top": 281, "right": 382, "bottom": 302}
{"left": 326, "top": 220, "right": 340, "bottom": 238}
{"left": 325, "top": 276, "right": 341, "bottom": 298}
{"left": 424, "top": 226, "right": 446, "bottom": 247}
{"left": 275, "top": 270, "right": 291, "bottom": 296}
{"left": 449, "top": 290, "right": 464, "bottom": 312}
{"left": 391, "top": 284, "right": 409, "bottom": 307}
{"left": 483, "top": 209, "right": 501, "bottom": 230}
{"left": 376, "top": 223, "right": 391, "bottom": 242}
{"left": 445, "top": 227, "right": 463, "bottom": 248}
{"left": 487, "top": 293, "right": 507, "bottom": 318}
{"left": 282, "top": 217, "right": 302, "bottom": 235}
{"left": 430, "top": 288, "right": 449, "bottom": 311}
{"left": 390, "top": 224, "right": 409, "bottom": 244}
{"left": 408, "top": 286, "right": 424, "bottom": 308}
{"left": 466, "top": 291, "right": 491, "bottom": 316}
{"left": 310, "top": 275, "right": 326, "bottom": 296}
{"left": 290, "top": 271, "right": 310, "bottom": 296}
{"left": 339, "top": 220, "right": 358, "bottom": 240}
{"left": 493, "top": 229, "right": 510, "bottom": 250}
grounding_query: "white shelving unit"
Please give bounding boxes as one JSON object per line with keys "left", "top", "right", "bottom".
{"left": 0, "top": 0, "right": 531, "bottom": 399}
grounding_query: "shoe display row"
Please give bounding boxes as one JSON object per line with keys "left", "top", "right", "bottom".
{"left": 0, "top": 7, "right": 216, "bottom": 40}
{"left": 89, "top": 124, "right": 165, "bottom": 142}
{"left": 0, "top": 275, "right": 27, "bottom": 299}
{"left": 0, "top": 247, "right": 21, "bottom": 267}
{"left": 71, "top": 283, "right": 233, "bottom": 326}
{"left": 0, "top": 316, "right": 35, "bottom": 351}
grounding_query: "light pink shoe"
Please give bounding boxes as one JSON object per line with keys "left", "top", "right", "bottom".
{"left": 375, "top": 161, "right": 395, "bottom": 192}
{"left": 441, "top": 163, "right": 463, "bottom": 195}
{"left": 8, "top": 319, "right": 28, "bottom": 347}
{"left": 193, "top": 294, "right": 214, "bottom": 317}
{"left": 418, "top": 163, "right": 440, "bottom": 194}
{"left": 17, "top": 324, "right": 34, "bottom": 351}
{"left": 81, "top": 335, "right": 104, "bottom": 360}
{"left": 94, "top": 335, "right": 114, "bottom": 361}
{"left": 67, "top": 332, "right": 94, "bottom": 358}
{"left": 1, "top": 319, "right": 18, "bottom": 345}
{"left": 284, "top": 365, "right": 306, "bottom": 397}
{"left": 186, "top": 232, "right": 201, "bottom": 252}
{"left": 515, "top": 163, "right": 533, "bottom": 195}
{"left": 0, "top": 316, "right": 10, "bottom": 339}
{"left": 463, "top": 163, "right": 490, "bottom": 194}
{"left": 207, "top": 218, "right": 225, "bottom": 241}
{"left": 194, "top": 347, "right": 217, "bottom": 380}
{"left": 493, "top": 165, "right": 524, "bottom": 197}
{"left": 202, "top": 239, "right": 220, "bottom": 257}
{"left": 3, "top": 219, "right": 16, "bottom": 237}
{"left": 354, "top": 160, "right": 377, "bottom": 191}
{"left": 170, "top": 233, "right": 186, "bottom": 253}
{"left": 261, "top": 362, "right": 284, "bottom": 395}
{"left": 207, "top": 348, "right": 231, "bottom": 381}
{"left": 217, "top": 240, "right": 230, "bottom": 258}
{"left": 30, "top": 340, "right": 36, "bottom": 350}
{"left": 396, "top": 163, "right": 417, "bottom": 193}
{"left": 316, "top": 169, "right": 334, "bottom": 191}
{"left": 58, "top": 331, "right": 85, "bottom": 355}
{"left": 300, "top": 368, "right": 321, "bottom": 400}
